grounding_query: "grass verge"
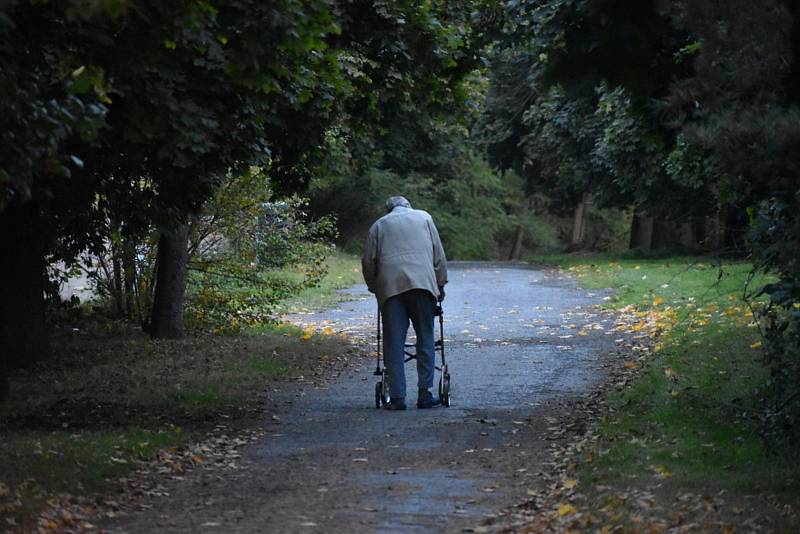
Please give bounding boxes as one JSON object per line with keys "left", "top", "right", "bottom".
{"left": 533, "top": 254, "right": 800, "bottom": 529}
{"left": 277, "top": 252, "right": 363, "bottom": 314}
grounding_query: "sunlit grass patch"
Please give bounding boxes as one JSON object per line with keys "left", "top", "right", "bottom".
{"left": 544, "top": 254, "right": 800, "bottom": 523}
{"left": 278, "top": 252, "right": 363, "bottom": 313}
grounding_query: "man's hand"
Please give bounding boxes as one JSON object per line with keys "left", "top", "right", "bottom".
{"left": 438, "top": 286, "right": 445, "bottom": 302}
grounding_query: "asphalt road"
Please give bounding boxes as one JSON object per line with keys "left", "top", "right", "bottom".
{"left": 108, "top": 262, "right": 619, "bottom": 533}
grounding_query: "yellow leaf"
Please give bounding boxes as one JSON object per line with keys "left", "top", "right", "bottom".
{"left": 722, "top": 306, "right": 739, "bottom": 317}
{"left": 563, "top": 479, "right": 578, "bottom": 489}
{"left": 624, "top": 361, "right": 638, "bottom": 370}
{"left": 671, "top": 389, "right": 680, "bottom": 397}
{"left": 664, "top": 367, "right": 675, "bottom": 378}
{"left": 654, "top": 465, "right": 672, "bottom": 477}
{"left": 321, "top": 326, "right": 334, "bottom": 335}
{"left": 750, "top": 341, "right": 762, "bottom": 349}
{"left": 653, "top": 297, "right": 664, "bottom": 306}
{"left": 557, "top": 503, "right": 578, "bottom": 516}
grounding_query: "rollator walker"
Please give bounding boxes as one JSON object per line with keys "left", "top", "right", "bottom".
{"left": 373, "top": 301, "right": 451, "bottom": 408}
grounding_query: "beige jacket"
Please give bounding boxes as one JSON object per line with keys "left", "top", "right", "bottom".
{"left": 362, "top": 206, "right": 448, "bottom": 308}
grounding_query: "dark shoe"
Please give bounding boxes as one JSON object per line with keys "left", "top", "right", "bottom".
{"left": 384, "top": 398, "right": 407, "bottom": 411}
{"left": 417, "top": 389, "right": 441, "bottom": 409}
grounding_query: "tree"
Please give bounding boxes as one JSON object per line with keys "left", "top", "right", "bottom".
{"left": 0, "top": 0, "right": 110, "bottom": 399}
{"left": 479, "top": 0, "right": 800, "bottom": 438}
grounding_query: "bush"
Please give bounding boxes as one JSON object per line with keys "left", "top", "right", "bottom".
{"left": 748, "top": 195, "right": 800, "bottom": 444}
{"left": 185, "top": 170, "right": 336, "bottom": 333}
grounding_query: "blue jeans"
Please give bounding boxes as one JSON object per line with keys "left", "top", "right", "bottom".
{"left": 382, "top": 289, "right": 436, "bottom": 400}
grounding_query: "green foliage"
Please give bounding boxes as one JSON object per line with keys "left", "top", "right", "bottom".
{"left": 748, "top": 197, "right": 800, "bottom": 444}
{"left": 311, "top": 131, "right": 523, "bottom": 259}
{"left": 184, "top": 169, "right": 336, "bottom": 334}
{"left": 277, "top": 253, "right": 364, "bottom": 313}
{"left": 0, "top": 1, "right": 109, "bottom": 209}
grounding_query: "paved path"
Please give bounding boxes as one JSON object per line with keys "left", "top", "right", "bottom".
{"left": 109, "top": 262, "right": 618, "bottom": 533}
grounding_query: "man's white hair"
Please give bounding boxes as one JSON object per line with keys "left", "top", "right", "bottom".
{"left": 385, "top": 196, "right": 412, "bottom": 212}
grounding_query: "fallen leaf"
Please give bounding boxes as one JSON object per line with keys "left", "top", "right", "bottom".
{"left": 557, "top": 503, "right": 578, "bottom": 516}
{"left": 563, "top": 479, "right": 578, "bottom": 490}
{"left": 653, "top": 465, "right": 672, "bottom": 477}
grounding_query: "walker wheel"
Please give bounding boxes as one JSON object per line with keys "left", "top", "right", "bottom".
{"left": 439, "top": 372, "right": 451, "bottom": 407}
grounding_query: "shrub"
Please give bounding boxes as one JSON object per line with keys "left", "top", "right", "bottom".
{"left": 748, "top": 194, "right": 800, "bottom": 444}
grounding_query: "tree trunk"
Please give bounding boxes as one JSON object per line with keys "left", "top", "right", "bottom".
{"left": 629, "top": 212, "right": 654, "bottom": 252}
{"left": 570, "top": 192, "right": 590, "bottom": 247}
{"left": 722, "top": 205, "right": 749, "bottom": 256}
{"left": 149, "top": 224, "right": 190, "bottom": 339}
{"left": 508, "top": 224, "right": 525, "bottom": 260}
{"left": 0, "top": 353, "right": 8, "bottom": 402}
{"left": 122, "top": 239, "right": 138, "bottom": 321}
{"left": 0, "top": 200, "right": 51, "bottom": 400}
{"left": 702, "top": 215, "right": 721, "bottom": 251}
{"left": 112, "top": 243, "right": 124, "bottom": 317}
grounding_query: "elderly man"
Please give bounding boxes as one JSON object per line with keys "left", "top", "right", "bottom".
{"left": 362, "top": 196, "right": 448, "bottom": 410}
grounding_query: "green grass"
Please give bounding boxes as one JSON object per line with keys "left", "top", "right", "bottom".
{"left": 224, "top": 353, "right": 289, "bottom": 375}
{"left": 536, "top": 254, "right": 800, "bottom": 516}
{"left": 532, "top": 253, "right": 764, "bottom": 308}
{"left": 0, "top": 426, "right": 184, "bottom": 523}
{"left": 278, "top": 252, "right": 363, "bottom": 313}
{"left": 170, "top": 388, "right": 228, "bottom": 410}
